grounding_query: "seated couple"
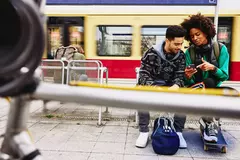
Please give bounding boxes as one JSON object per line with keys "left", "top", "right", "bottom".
{"left": 136, "top": 14, "right": 230, "bottom": 149}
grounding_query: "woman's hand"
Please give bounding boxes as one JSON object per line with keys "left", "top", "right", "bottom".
{"left": 197, "top": 58, "right": 215, "bottom": 71}
{"left": 185, "top": 67, "right": 197, "bottom": 79}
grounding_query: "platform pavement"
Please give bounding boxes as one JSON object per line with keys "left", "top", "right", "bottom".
{"left": 0, "top": 99, "right": 240, "bottom": 160}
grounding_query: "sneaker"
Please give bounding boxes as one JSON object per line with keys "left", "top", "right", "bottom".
{"left": 135, "top": 132, "right": 149, "bottom": 148}
{"left": 176, "top": 132, "right": 187, "bottom": 149}
{"left": 199, "top": 119, "right": 218, "bottom": 142}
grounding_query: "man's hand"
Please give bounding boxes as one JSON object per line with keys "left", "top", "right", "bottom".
{"left": 197, "top": 58, "right": 215, "bottom": 71}
{"left": 168, "top": 84, "right": 179, "bottom": 91}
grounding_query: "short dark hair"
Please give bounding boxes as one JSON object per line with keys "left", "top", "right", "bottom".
{"left": 166, "top": 25, "right": 186, "bottom": 40}
{"left": 180, "top": 13, "right": 216, "bottom": 42}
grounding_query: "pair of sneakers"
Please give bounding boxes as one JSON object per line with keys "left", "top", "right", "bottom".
{"left": 135, "top": 131, "right": 187, "bottom": 148}
{"left": 199, "top": 118, "right": 218, "bottom": 142}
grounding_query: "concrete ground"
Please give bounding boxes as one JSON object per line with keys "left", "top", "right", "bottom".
{"left": 0, "top": 99, "right": 239, "bottom": 160}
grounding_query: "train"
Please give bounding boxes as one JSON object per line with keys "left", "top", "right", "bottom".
{"left": 44, "top": 0, "right": 240, "bottom": 81}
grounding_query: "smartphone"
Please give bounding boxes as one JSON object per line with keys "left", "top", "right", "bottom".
{"left": 187, "top": 64, "right": 195, "bottom": 69}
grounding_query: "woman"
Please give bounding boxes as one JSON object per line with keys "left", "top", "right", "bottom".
{"left": 181, "top": 13, "right": 229, "bottom": 88}
{"left": 176, "top": 13, "right": 230, "bottom": 143}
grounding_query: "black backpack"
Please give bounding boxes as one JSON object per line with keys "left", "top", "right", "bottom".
{"left": 189, "top": 41, "right": 223, "bottom": 65}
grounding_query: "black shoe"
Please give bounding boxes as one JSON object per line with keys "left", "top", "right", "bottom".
{"left": 199, "top": 119, "right": 218, "bottom": 142}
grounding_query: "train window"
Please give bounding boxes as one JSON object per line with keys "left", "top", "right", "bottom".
{"left": 141, "top": 26, "right": 167, "bottom": 55}
{"left": 217, "top": 26, "right": 231, "bottom": 51}
{"left": 48, "top": 26, "right": 63, "bottom": 57}
{"left": 96, "top": 26, "right": 132, "bottom": 56}
{"left": 69, "top": 26, "right": 84, "bottom": 46}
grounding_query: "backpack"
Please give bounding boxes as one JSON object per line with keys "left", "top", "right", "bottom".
{"left": 151, "top": 117, "right": 179, "bottom": 155}
{"left": 189, "top": 41, "right": 223, "bottom": 65}
{"left": 53, "top": 46, "right": 82, "bottom": 84}
{"left": 54, "top": 46, "right": 78, "bottom": 61}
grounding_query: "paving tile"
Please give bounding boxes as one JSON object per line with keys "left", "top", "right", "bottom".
{"left": 173, "top": 148, "right": 191, "bottom": 157}
{"left": 92, "top": 142, "right": 125, "bottom": 154}
{"left": 35, "top": 130, "right": 73, "bottom": 150}
{"left": 127, "top": 126, "right": 139, "bottom": 134}
{"left": 77, "top": 125, "right": 103, "bottom": 133}
{"left": 158, "top": 156, "right": 193, "bottom": 160}
{"left": 128, "top": 122, "right": 138, "bottom": 127}
{"left": 36, "top": 140, "right": 65, "bottom": 151}
{"left": 69, "top": 131, "right": 100, "bottom": 142}
{"left": 41, "top": 151, "right": 63, "bottom": 160}
{"left": 88, "top": 153, "right": 124, "bottom": 160}
{"left": 102, "top": 126, "right": 127, "bottom": 133}
{"left": 29, "top": 100, "right": 44, "bottom": 113}
{"left": 53, "top": 123, "right": 80, "bottom": 132}
{"left": 44, "top": 129, "right": 74, "bottom": 139}
{"left": 105, "top": 121, "right": 129, "bottom": 126}
{"left": 41, "top": 151, "right": 89, "bottom": 160}
{"left": 221, "top": 125, "right": 240, "bottom": 131}
{"left": 126, "top": 133, "right": 139, "bottom": 143}
{"left": 61, "top": 141, "right": 96, "bottom": 152}
{"left": 228, "top": 131, "right": 240, "bottom": 139}
{"left": 57, "top": 152, "right": 89, "bottom": 160}
{"left": 224, "top": 142, "right": 240, "bottom": 160}
{"left": 193, "top": 158, "right": 226, "bottom": 160}
{"left": 98, "top": 132, "right": 127, "bottom": 143}
{"left": 124, "top": 154, "right": 158, "bottom": 160}
{"left": 0, "top": 120, "right": 6, "bottom": 129}
{"left": 29, "top": 123, "right": 58, "bottom": 142}
{"left": 124, "top": 143, "right": 156, "bottom": 156}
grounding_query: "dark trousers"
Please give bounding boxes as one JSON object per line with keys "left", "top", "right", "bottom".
{"left": 138, "top": 111, "right": 186, "bottom": 132}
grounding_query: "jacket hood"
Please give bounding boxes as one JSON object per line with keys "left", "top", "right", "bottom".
{"left": 153, "top": 41, "right": 165, "bottom": 55}
{"left": 153, "top": 41, "right": 181, "bottom": 61}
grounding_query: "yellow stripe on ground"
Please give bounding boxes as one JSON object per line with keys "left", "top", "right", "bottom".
{"left": 70, "top": 82, "right": 239, "bottom": 97}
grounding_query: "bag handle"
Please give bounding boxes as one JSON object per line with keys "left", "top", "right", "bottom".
{"left": 158, "top": 117, "right": 176, "bottom": 132}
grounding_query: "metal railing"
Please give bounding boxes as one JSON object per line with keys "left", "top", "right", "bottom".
{"left": 40, "top": 60, "right": 65, "bottom": 84}
{"left": 40, "top": 59, "right": 109, "bottom": 125}
{"left": 33, "top": 82, "right": 240, "bottom": 119}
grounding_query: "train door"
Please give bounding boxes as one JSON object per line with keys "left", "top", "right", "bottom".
{"left": 217, "top": 17, "right": 233, "bottom": 54}
{"left": 47, "top": 17, "right": 84, "bottom": 59}
{"left": 217, "top": 17, "right": 233, "bottom": 79}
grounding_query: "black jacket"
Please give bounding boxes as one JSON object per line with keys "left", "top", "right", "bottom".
{"left": 138, "top": 42, "right": 186, "bottom": 87}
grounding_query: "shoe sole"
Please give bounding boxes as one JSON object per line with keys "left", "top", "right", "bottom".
{"left": 203, "top": 132, "right": 218, "bottom": 142}
{"left": 135, "top": 145, "right": 147, "bottom": 148}
{"left": 135, "top": 140, "right": 149, "bottom": 148}
{"left": 205, "top": 139, "right": 217, "bottom": 143}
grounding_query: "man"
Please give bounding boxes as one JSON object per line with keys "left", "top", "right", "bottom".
{"left": 136, "top": 25, "right": 187, "bottom": 148}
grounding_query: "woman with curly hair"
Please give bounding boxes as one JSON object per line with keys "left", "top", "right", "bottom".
{"left": 176, "top": 13, "right": 230, "bottom": 144}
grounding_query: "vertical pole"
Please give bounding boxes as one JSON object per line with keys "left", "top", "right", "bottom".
{"left": 1, "top": 97, "right": 30, "bottom": 158}
{"left": 214, "top": 0, "right": 220, "bottom": 42}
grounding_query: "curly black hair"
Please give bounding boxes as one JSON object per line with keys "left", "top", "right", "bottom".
{"left": 180, "top": 13, "right": 216, "bottom": 42}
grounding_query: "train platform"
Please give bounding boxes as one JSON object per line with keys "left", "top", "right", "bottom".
{"left": 0, "top": 99, "right": 239, "bottom": 160}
